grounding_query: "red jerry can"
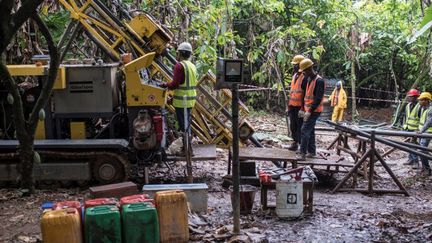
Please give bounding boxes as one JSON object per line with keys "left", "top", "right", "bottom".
{"left": 85, "top": 198, "right": 118, "bottom": 209}
{"left": 120, "top": 194, "right": 155, "bottom": 206}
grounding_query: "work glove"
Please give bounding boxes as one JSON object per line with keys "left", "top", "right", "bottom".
{"left": 159, "top": 82, "right": 168, "bottom": 88}
{"left": 303, "top": 111, "right": 311, "bottom": 122}
{"left": 167, "top": 95, "right": 173, "bottom": 105}
{"left": 298, "top": 110, "right": 305, "bottom": 118}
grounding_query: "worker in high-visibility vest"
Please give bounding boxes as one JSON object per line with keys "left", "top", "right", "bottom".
{"left": 417, "top": 92, "right": 432, "bottom": 176}
{"left": 402, "top": 89, "right": 421, "bottom": 167}
{"left": 329, "top": 81, "right": 347, "bottom": 122}
{"left": 161, "top": 42, "right": 197, "bottom": 135}
{"left": 298, "top": 58, "right": 325, "bottom": 160}
{"left": 286, "top": 55, "right": 306, "bottom": 151}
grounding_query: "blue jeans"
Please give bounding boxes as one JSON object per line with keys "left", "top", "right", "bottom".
{"left": 420, "top": 138, "right": 431, "bottom": 170}
{"left": 407, "top": 134, "right": 418, "bottom": 162}
{"left": 300, "top": 112, "right": 321, "bottom": 155}
{"left": 175, "top": 107, "right": 192, "bottom": 134}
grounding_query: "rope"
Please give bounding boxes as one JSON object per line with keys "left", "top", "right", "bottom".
{"left": 240, "top": 84, "right": 398, "bottom": 95}
{"left": 238, "top": 84, "right": 401, "bottom": 103}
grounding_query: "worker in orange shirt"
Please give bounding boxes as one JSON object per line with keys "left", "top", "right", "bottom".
{"left": 286, "top": 55, "right": 306, "bottom": 151}
{"left": 298, "top": 58, "right": 325, "bottom": 160}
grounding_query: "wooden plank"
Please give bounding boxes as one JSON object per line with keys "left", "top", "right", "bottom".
{"left": 239, "top": 147, "right": 298, "bottom": 162}
{"left": 166, "top": 144, "right": 217, "bottom": 162}
{"left": 337, "top": 188, "right": 407, "bottom": 194}
{"left": 297, "top": 157, "right": 354, "bottom": 167}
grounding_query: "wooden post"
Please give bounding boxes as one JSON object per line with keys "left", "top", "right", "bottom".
{"left": 231, "top": 84, "right": 240, "bottom": 234}
{"left": 368, "top": 131, "right": 375, "bottom": 194}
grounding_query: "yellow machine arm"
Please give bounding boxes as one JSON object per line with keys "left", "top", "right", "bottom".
{"left": 58, "top": 0, "right": 253, "bottom": 147}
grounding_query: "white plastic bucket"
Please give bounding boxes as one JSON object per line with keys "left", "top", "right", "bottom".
{"left": 275, "top": 181, "right": 304, "bottom": 218}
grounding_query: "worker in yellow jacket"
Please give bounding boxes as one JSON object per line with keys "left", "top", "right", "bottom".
{"left": 329, "top": 81, "right": 347, "bottom": 122}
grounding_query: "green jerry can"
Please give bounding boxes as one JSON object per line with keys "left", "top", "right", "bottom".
{"left": 85, "top": 205, "right": 121, "bottom": 243}
{"left": 121, "top": 202, "right": 159, "bottom": 243}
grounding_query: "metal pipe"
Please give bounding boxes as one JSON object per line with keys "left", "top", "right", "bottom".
{"left": 326, "top": 121, "right": 432, "bottom": 160}
{"left": 360, "top": 129, "right": 432, "bottom": 139}
{"left": 379, "top": 136, "right": 432, "bottom": 153}
{"left": 361, "top": 133, "right": 432, "bottom": 160}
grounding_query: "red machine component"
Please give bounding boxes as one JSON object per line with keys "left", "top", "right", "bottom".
{"left": 152, "top": 115, "right": 163, "bottom": 143}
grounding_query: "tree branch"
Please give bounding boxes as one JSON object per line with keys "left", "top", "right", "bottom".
{"left": 9, "top": 0, "right": 43, "bottom": 41}
{"left": 28, "top": 14, "right": 60, "bottom": 133}
{"left": 0, "top": 62, "right": 27, "bottom": 140}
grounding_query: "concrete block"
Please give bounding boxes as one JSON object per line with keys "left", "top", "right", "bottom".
{"left": 142, "top": 183, "right": 208, "bottom": 213}
{"left": 90, "top": 181, "right": 138, "bottom": 199}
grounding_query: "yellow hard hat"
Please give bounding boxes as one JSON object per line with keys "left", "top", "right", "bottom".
{"left": 299, "top": 58, "right": 314, "bottom": 72}
{"left": 291, "top": 55, "right": 305, "bottom": 65}
{"left": 418, "top": 92, "right": 432, "bottom": 101}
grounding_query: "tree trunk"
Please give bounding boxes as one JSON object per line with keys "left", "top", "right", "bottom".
{"left": 18, "top": 140, "right": 35, "bottom": 194}
{"left": 178, "top": 5, "right": 189, "bottom": 43}
{"left": 349, "top": 24, "right": 359, "bottom": 123}
{"left": 389, "top": 49, "right": 399, "bottom": 102}
{"left": 350, "top": 53, "right": 357, "bottom": 123}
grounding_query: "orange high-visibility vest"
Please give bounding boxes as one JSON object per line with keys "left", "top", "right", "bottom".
{"left": 304, "top": 75, "right": 325, "bottom": 113}
{"left": 288, "top": 73, "right": 304, "bottom": 107}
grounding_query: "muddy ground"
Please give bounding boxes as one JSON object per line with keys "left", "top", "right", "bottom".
{"left": 1, "top": 110, "right": 432, "bottom": 242}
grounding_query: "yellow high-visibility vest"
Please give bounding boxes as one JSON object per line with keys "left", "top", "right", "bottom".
{"left": 403, "top": 103, "right": 420, "bottom": 131}
{"left": 419, "top": 106, "right": 432, "bottom": 133}
{"left": 173, "top": 60, "right": 197, "bottom": 108}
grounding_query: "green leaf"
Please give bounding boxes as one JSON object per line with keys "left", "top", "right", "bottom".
{"left": 409, "top": 6, "right": 432, "bottom": 44}
{"left": 276, "top": 51, "right": 285, "bottom": 63}
{"left": 420, "top": 6, "right": 432, "bottom": 28}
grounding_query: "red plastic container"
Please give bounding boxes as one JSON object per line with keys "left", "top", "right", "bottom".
{"left": 152, "top": 115, "right": 163, "bottom": 142}
{"left": 259, "top": 172, "right": 272, "bottom": 183}
{"left": 53, "top": 201, "right": 82, "bottom": 215}
{"left": 120, "top": 194, "right": 154, "bottom": 206}
{"left": 84, "top": 198, "right": 118, "bottom": 209}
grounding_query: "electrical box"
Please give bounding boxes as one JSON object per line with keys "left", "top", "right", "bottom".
{"left": 215, "top": 58, "right": 243, "bottom": 89}
{"left": 53, "top": 63, "right": 119, "bottom": 115}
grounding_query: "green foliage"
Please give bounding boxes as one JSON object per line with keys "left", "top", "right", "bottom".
{"left": 42, "top": 10, "right": 70, "bottom": 42}
{"left": 46, "top": 0, "right": 430, "bottom": 106}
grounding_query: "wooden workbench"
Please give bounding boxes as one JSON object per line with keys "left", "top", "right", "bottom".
{"left": 227, "top": 147, "right": 299, "bottom": 174}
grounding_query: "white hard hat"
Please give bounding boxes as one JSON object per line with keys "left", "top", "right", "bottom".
{"left": 177, "top": 42, "right": 192, "bottom": 52}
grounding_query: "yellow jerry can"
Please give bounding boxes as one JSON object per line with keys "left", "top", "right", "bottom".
{"left": 40, "top": 208, "right": 83, "bottom": 243}
{"left": 155, "top": 190, "right": 189, "bottom": 243}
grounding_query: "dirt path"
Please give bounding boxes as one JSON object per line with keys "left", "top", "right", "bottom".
{"left": 1, "top": 111, "right": 432, "bottom": 242}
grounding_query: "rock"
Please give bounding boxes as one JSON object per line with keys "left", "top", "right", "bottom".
{"left": 17, "top": 236, "right": 35, "bottom": 242}
{"left": 275, "top": 134, "right": 292, "bottom": 142}
{"left": 189, "top": 225, "right": 206, "bottom": 235}
{"left": 228, "top": 234, "right": 252, "bottom": 243}
{"left": 9, "top": 214, "right": 24, "bottom": 222}
{"left": 189, "top": 213, "right": 208, "bottom": 226}
{"left": 329, "top": 224, "right": 343, "bottom": 228}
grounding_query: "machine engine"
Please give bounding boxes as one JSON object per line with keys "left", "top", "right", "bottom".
{"left": 132, "top": 110, "right": 157, "bottom": 150}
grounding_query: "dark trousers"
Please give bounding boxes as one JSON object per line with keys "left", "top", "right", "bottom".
{"left": 420, "top": 138, "right": 431, "bottom": 170}
{"left": 175, "top": 107, "right": 192, "bottom": 134}
{"left": 288, "top": 106, "right": 303, "bottom": 144}
{"left": 300, "top": 112, "right": 321, "bottom": 155}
